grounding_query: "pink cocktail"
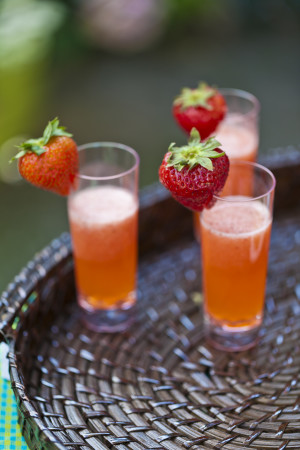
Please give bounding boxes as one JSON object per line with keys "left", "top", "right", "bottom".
{"left": 201, "top": 200, "right": 271, "bottom": 327}
{"left": 68, "top": 142, "right": 139, "bottom": 332}
{"left": 215, "top": 88, "right": 260, "bottom": 162}
{"left": 200, "top": 161, "right": 275, "bottom": 351}
{"left": 215, "top": 113, "right": 258, "bottom": 162}
{"left": 69, "top": 186, "right": 138, "bottom": 310}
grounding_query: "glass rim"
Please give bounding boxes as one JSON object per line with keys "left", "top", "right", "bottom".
{"left": 214, "top": 160, "right": 276, "bottom": 203}
{"left": 219, "top": 87, "right": 260, "bottom": 118}
{"left": 77, "top": 142, "right": 140, "bottom": 181}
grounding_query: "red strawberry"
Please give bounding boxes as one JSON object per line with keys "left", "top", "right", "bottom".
{"left": 13, "top": 118, "right": 79, "bottom": 196}
{"left": 173, "top": 82, "right": 227, "bottom": 139}
{"left": 159, "top": 128, "right": 229, "bottom": 212}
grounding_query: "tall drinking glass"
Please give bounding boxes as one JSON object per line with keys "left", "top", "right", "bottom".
{"left": 68, "top": 143, "right": 139, "bottom": 332}
{"left": 199, "top": 161, "right": 275, "bottom": 351}
{"left": 194, "top": 88, "right": 260, "bottom": 238}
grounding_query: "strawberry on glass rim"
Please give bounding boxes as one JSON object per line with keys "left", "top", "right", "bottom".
{"left": 159, "top": 128, "right": 229, "bottom": 212}
{"left": 173, "top": 82, "right": 227, "bottom": 139}
{"left": 12, "top": 118, "right": 79, "bottom": 196}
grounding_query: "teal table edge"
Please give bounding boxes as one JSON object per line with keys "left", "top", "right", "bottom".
{"left": 0, "top": 343, "right": 28, "bottom": 449}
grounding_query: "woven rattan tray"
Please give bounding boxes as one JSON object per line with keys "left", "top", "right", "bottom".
{"left": 1, "top": 147, "right": 300, "bottom": 449}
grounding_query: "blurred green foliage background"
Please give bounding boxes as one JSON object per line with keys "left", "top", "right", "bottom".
{"left": 0, "top": 0, "right": 300, "bottom": 290}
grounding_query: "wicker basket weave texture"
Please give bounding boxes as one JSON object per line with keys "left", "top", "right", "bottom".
{"left": 1, "top": 210, "right": 300, "bottom": 449}
{"left": 1, "top": 147, "right": 300, "bottom": 449}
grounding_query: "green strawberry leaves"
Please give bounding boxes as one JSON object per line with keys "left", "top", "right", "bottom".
{"left": 12, "top": 118, "right": 72, "bottom": 161}
{"left": 167, "top": 128, "right": 223, "bottom": 172}
{"left": 42, "top": 118, "right": 72, "bottom": 143}
{"left": 174, "top": 82, "right": 216, "bottom": 110}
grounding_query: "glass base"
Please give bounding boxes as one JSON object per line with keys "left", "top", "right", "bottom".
{"left": 204, "top": 313, "right": 261, "bottom": 352}
{"left": 78, "top": 292, "right": 136, "bottom": 333}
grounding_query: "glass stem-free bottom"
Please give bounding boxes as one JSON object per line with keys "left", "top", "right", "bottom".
{"left": 204, "top": 312, "right": 262, "bottom": 352}
{"left": 78, "top": 291, "right": 136, "bottom": 332}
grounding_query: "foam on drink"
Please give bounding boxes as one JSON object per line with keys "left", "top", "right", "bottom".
{"left": 69, "top": 185, "right": 137, "bottom": 226}
{"left": 201, "top": 197, "right": 271, "bottom": 237}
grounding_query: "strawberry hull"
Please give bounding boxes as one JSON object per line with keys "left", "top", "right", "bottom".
{"left": 159, "top": 134, "right": 229, "bottom": 213}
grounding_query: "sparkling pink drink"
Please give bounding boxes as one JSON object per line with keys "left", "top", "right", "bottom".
{"left": 215, "top": 88, "right": 260, "bottom": 162}
{"left": 199, "top": 161, "right": 275, "bottom": 351}
{"left": 69, "top": 186, "right": 138, "bottom": 311}
{"left": 201, "top": 199, "right": 271, "bottom": 328}
{"left": 67, "top": 142, "right": 139, "bottom": 332}
{"left": 215, "top": 112, "right": 258, "bottom": 162}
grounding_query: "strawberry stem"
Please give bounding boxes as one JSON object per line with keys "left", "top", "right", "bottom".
{"left": 11, "top": 118, "right": 72, "bottom": 161}
{"left": 173, "top": 82, "right": 216, "bottom": 110}
{"left": 167, "top": 128, "right": 223, "bottom": 172}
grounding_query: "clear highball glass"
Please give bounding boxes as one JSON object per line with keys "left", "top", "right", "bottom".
{"left": 198, "top": 161, "right": 276, "bottom": 351}
{"left": 67, "top": 142, "right": 139, "bottom": 332}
